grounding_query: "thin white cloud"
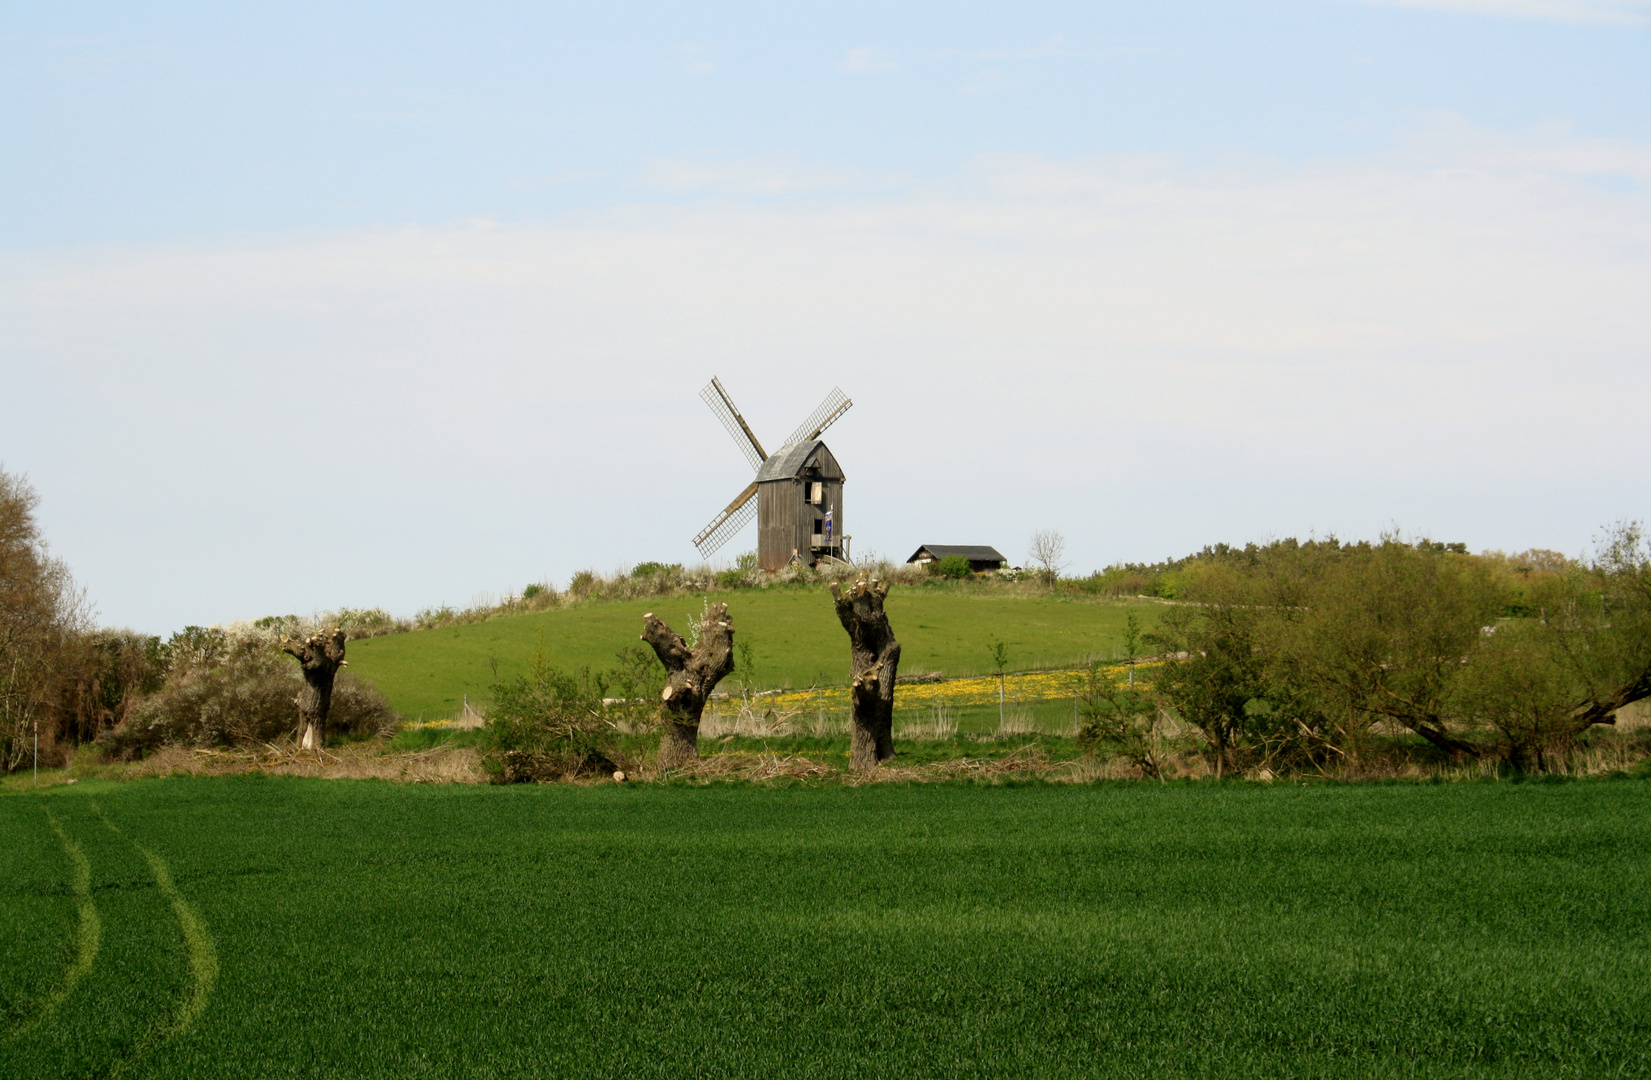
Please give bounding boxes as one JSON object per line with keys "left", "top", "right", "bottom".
{"left": 676, "top": 42, "right": 716, "bottom": 75}
{"left": 4, "top": 123, "right": 1648, "bottom": 629}
{"left": 632, "top": 156, "right": 911, "bottom": 196}
{"left": 932, "top": 37, "right": 1153, "bottom": 62}
{"left": 844, "top": 47, "right": 897, "bottom": 72}
{"left": 1401, "top": 114, "right": 1651, "bottom": 179}
{"left": 1352, "top": 0, "right": 1651, "bottom": 25}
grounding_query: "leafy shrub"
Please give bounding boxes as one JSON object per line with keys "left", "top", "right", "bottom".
{"left": 716, "top": 553, "right": 760, "bottom": 590}
{"left": 632, "top": 561, "right": 682, "bottom": 578}
{"left": 522, "top": 583, "right": 545, "bottom": 600}
{"left": 484, "top": 654, "right": 617, "bottom": 782}
{"left": 1075, "top": 661, "right": 1163, "bottom": 780}
{"left": 929, "top": 555, "right": 973, "bottom": 580}
{"left": 162, "top": 625, "right": 228, "bottom": 668}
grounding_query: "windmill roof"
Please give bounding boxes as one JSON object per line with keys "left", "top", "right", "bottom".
{"left": 907, "top": 545, "right": 1008, "bottom": 564}
{"left": 756, "top": 440, "right": 828, "bottom": 482}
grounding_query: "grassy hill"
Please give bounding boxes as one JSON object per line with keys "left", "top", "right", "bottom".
{"left": 346, "top": 586, "right": 1161, "bottom": 720}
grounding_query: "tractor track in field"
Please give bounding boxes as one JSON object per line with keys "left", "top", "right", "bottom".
{"left": 1, "top": 809, "right": 102, "bottom": 1042}
{"left": 87, "top": 804, "right": 220, "bottom": 1078}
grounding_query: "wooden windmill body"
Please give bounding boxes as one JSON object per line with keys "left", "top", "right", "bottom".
{"left": 694, "top": 378, "right": 853, "bottom": 570}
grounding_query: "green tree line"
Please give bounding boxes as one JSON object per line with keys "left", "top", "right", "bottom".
{"left": 1078, "top": 533, "right": 1651, "bottom": 775}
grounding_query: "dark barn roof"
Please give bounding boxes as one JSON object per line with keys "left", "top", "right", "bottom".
{"left": 906, "top": 544, "right": 1007, "bottom": 566}
{"left": 756, "top": 440, "right": 839, "bottom": 482}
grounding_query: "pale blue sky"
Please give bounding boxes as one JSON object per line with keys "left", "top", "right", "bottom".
{"left": 7, "top": 1, "right": 1648, "bottom": 244}
{"left": 3, "top": 2, "right": 1649, "bottom": 632}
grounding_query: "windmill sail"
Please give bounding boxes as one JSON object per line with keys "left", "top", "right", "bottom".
{"left": 783, "top": 387, "right": 853, "bottom": 447}
{"left": 693, "top": 482, "right": 759, "bottom": 556}
{"left": 700, "top": 377, "right": 767, "bottom": 471}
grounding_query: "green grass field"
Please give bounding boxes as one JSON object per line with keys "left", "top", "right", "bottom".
{"left": 4, "top": 777, "right": 1649, "bottom": 1078}
{"left": 348, "top": 587, "right": 1160, "bottom": 720}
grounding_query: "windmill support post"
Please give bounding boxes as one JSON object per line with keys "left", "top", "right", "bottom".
{"left": 280, "top": 627, "right": 348, "bottom": 751}
{"left": 642, "top": 604, "right": 736, "bottom": 768}
{"left": 831, "top": 579, "right": 901, "bottom": 770}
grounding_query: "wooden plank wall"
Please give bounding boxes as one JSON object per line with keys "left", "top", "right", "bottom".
{"left": 757, "top": 444, "right": 847, "bottom": 570}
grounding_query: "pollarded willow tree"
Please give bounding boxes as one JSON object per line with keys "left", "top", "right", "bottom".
{"left": 642, "top": 602, "right": 735, "bottom": 767}
{"left": 831, "top": 578, "right": 901, "bottom": 770}
{"left": 280, "top": 627, "right": 347, "bottom": 750}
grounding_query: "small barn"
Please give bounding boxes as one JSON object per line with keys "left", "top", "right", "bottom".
{"left": 756, "top": 440, "right": 847, "bottom": 570}
{"left": 906, "top": 544, "right": 1007, "bottom": 572}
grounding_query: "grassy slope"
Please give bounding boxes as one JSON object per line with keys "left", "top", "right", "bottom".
{"left": 3, "top": 778, "right": 1649, "bottom": 1078}
{"left": 347, "top": 586, "right": 1161, "bottom": 720}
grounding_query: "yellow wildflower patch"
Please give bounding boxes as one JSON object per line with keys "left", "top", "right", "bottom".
{"left": 760, "top": 662, "right": 1160, "bottom": 711}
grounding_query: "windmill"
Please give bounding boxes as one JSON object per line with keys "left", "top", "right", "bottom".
{"left": 694, "top": 377, "right": 854, "bottom": 571}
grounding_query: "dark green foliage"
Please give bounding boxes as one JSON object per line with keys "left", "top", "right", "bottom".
{"left": 605, "top": 645, "right": 665, "bottom": 727}
{"left": 714, "top": 555, "right": 756, "bottom": 590}
{"left": 5, "top": 779, "right": 1651, "bottom": 1078}
{"left": 1074, "top": 660, "right": 1161, "bottom": 779}
{"left": 630, "top": 562, "right": 682, "bottom": 578}
{"left": 988, "top": 638, "right": 1009, "bottom": 675}
{"left": 484, "top": 651, "right": 617, "bottom": 781}
{"left": 928, "top": 554, "right": 973, "bottom": 579}
{"left": 521, "top": 584, "right": 544, "bottom": 600}
{"left": 1141, "top": 529, "right": 1651, "bottom": 773}
{"left": 158, "top": 626, "right": 227, "bottom": 671}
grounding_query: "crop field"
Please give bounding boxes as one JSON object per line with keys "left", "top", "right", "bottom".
{"left": 4, "top": 777, "right": 1649, "bottom": 1079}
{"left": 347, "top": 587, "right": 1161, "bottom": 720}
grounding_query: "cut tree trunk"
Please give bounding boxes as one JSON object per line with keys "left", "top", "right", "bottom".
{"left": 642, "top": 604, "right": 735, "bottom": 768}
{"left": 831, "top": 578, "right": 901, "bottom": 771}
{"left": 280, "top": 627, "right": 347, "bottom": 751}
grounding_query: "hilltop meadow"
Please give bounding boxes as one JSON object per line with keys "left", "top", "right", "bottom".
{"left": 347, "top": 586, "right": 1160, "bottom": 721}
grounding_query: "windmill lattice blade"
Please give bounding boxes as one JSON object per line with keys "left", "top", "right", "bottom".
{"left": 700, "top": 377, "right": 767, "bottom": 471}
{"left": 693, "top": 482, "right": 759, "bottom": 557}
{"left": 783, "top": 387, "right": 853, "bottom": 447}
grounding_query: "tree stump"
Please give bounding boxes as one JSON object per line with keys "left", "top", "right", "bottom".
{"left": 280, "top": 627, "right": 347, "bottom": 750}
{"left": 642, "top": 603, "right": 735, "bottom": 768}
{"left": 831, "top": 578, "right": 901, "bottom": 770}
